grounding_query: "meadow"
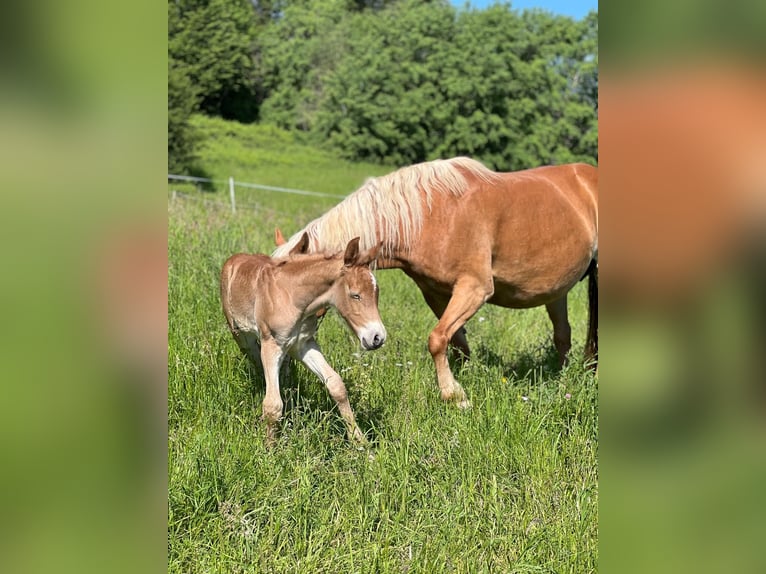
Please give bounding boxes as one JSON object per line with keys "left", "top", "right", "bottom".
{"left": 168, "top": 117, "right": 597, "bottom": 573}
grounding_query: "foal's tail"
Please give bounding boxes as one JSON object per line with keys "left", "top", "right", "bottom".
{"left": 584, "top": 259, "right": 598, "bottom": 369}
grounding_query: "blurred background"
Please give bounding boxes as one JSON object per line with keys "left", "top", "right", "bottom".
{"left": 600, "top": 1, "right": 766, "bottom": 572}
{"left": 1, "top": 0, "right": 764, "bottom": 572}
{"left": 0, "top": 1, "right": 165, "bottom": 573}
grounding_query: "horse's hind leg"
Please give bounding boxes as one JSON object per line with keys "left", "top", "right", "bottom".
{"left": 545, "top": 296, "right": 571, "bottom": 368}
{"left": 421, "top": 288, "right": 471, "bottom": 361}
{"left": 234, "top": 332, "right": 262, "bottom": 369}
{"left": 428, "top": 277, "right": 494, "bottom": 409}
{"left": 259, "top": 338, "right": 285, "bottom": 445}
{"left": 293, "top": 338, "right": 365, "bottom": 444}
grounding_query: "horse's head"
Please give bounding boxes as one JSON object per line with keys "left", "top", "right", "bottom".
{"left": 333, "top": 237, "right": 386, "bottom": 351}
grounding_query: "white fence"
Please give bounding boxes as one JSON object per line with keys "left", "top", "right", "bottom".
{"left": 168, "top": 174, "right": 346, "bottom": 213}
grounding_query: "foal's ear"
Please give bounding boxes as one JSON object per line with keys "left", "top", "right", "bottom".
{"left": 274, "top": 227, "right": 286, "bottom": 246}
{"left": 343, "top": 237, "right": 361, "bottom": 266}
{"left": 289, "top": 232, "right": 310, "bottom": 256}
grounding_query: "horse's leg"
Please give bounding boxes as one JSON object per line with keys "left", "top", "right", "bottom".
{"left": 421, "top": 288, "right": 471, "bottom": 361}
{"left": 259, "top": 338, "right": 285, "bottom": 445}
{"left": 545, "top": 296, "right": 571, "bottom": 368}
{"left": 234, "top": 331, "right": 262, "bottom": 368}
{"left": 428, "top": 277, "right": 494, "bottom": 409}
{"left": 292, "top": 338, "right": 365, "bottom": 444}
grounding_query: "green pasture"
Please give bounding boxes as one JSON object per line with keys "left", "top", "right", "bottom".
{"left": 168, "top": 119, "right": 597, "bottom": 573}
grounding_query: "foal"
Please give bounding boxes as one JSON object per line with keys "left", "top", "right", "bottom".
{"left": 220, "top": 233, "right": 385, "bottom": 444}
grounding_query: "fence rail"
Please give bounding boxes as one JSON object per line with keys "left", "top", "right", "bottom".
{"left": 168, "top": 173, "right": 346, "bottom": 213}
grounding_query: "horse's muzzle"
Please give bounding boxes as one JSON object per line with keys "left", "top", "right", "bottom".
{"left": 360, "top": 324, "right": 387, "bottom": 350}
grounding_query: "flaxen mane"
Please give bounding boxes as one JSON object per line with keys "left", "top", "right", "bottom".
{"left": 272, "top": 157, "right": 499, "bottom": 258}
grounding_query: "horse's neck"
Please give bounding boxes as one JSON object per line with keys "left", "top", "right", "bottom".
{"left": 278, "top": 258, "right": 340, "bottom": 311}
{"left": 374, "top": 255, "right": 405, "bottom": 270}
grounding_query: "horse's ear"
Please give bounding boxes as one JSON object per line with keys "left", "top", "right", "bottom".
{"left": 274, "top": 227, "right": 286, "bottom": 246}
{"left": 289, "top": 232, "right": 310, "bottom": 256}
{"left": 343, "top": 237, "right": 361, "bottom": 266}
{"left": 356, "top": 240, "right": 383, "bottom": 267}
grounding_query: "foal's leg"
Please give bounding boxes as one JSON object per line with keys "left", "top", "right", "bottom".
{"left": 293, "top": 339, "right": 365, "bottom": 444}
{"left": 421, "top": 289, "right": 471, "bottom": 361}
{"left": 428, "top": 277, "right": 494, "bottom": 409}
{"left": 233, "top": 331, "right": 262, "bottom": 368}
{"left": 259, "top": 338, "right": 286, "bottom": 445}
{"left": 545, "top": 296, "right": 571, "bottom": 368}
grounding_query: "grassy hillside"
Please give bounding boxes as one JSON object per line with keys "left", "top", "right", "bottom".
{"left": 168, "top": 118, "right": 598, "bottom": 573}
{"left": 184, "top": 114, "right": 394, "bottom": 192}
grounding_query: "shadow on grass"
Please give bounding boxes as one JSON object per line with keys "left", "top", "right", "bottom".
{"left": 467, "top": 342, "right": 561, "bottom": 382}
{"left": 243, "top": 359, "right": 387, "bottom": 446}
{"left": 187, "top": 164, "right": 215, "bottom": 191}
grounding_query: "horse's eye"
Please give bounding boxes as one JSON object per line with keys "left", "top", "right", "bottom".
{"left": 350, "top": 293, "right": 361, "bottom": 300}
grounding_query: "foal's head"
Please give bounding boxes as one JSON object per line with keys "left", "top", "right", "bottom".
{"left": 286, "top": 232, "right": 386, "bottom": 351}
{"left": 334, "top": 238, "right": 386, "bottom": 350}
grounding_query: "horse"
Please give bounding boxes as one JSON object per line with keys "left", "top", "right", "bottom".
{"left": 273, "top": 157, "right": 598, "bottom": 408}
{"left": 221, "top": 233, "right": 386, "bottom": 444}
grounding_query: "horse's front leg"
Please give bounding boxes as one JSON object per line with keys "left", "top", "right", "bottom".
{"left": 428, "top": 277, "right": 494, "bottom": 409}
{"left": 420, "top": 288, "right": 471, "bottom": 362}
{"left": 292, "top": 338, "right": 366, "bottom": 444}
{"left": 259, "top": 338, "right": 285, "bottom": 445}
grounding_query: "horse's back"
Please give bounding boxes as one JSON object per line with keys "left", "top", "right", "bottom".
{"left": 499, "top": 162, "right": 596, "bottom": 213}
{"left": 421, "top": 163, "right": 598, "bottom": 306}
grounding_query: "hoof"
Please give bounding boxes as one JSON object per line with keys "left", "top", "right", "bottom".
{"left": 349, "top": 428, "right": 369, "bottom": 448}
{"left": 456, "top": 398, "right": 472, "bottom": 410}
{"left": 351, "top": 433, "right": 370, "bottom": 450}
{"left": 264, "top": 424, "right": 279, "bottom": 447}
{"left": 442, "top": 391, "right": 471, "bottom": 410}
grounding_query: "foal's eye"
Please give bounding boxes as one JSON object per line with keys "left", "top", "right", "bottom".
{"left": 350, "top": 293, "right": 361, "bottom": 300}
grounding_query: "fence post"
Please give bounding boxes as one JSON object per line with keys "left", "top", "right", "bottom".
{"left": 229, "top": 177, "right": 236, "bottom": 214}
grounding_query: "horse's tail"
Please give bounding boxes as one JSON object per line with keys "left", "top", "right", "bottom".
{"left": 584, "top": 258, "right": 598, "bottom": 369}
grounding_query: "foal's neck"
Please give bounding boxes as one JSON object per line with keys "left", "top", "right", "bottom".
{"left": 279, "top": 256, "right": 342, "bottom": 311}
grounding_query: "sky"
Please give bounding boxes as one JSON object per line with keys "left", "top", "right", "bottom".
{"left": 452, "top": 1, "right": 597, "bottom": 20}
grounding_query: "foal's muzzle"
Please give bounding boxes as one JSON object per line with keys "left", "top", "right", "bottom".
{"left": 360, "top": 323, "right": 387, "bottom": 350}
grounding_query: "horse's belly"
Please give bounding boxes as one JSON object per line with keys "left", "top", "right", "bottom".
{"left": 488, "top": 276, "right": 579, "bottom": 308}
{"left": 229, "top": 305, "right": 262, "bottom": 337}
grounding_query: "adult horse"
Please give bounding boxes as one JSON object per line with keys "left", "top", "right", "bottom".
{"left": 273, "top": 157, "right": 598, "bottom": 408}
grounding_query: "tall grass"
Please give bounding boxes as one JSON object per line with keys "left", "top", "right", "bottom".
{"left": 168, "top": 120, "right": 597, "bottom": 573}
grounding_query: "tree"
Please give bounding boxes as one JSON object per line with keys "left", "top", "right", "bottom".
{"left": 434, "top": 6, "right": 597, "bottom": 170}
{"left": 168, "top": 56, "right": 199, "bottom": 173}
{"left": 168, "top": 2, "right": 200, "bottom": 172}
{"left": 169, "top": 0, "right": 258, "bottom": 121}
{"left": 313, "top": 0, "right": 458, "bottom": 164}
{"left": 167, "top": 0, "right": 598, "bottom": 169}
{"left": 255, "top": 0, "right": 350, "bottom": 131}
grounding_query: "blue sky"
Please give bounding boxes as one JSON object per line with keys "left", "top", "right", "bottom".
{"left": 452, "top": 1, "right": 597, "bottom": 20}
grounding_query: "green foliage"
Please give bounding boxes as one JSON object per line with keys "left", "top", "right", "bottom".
{"left": 256, "top": 1, "right": 598, "bottom": 168}
{"left": 168, "top": 57, "right": 199, "bottom": 173}
{"left": 313, "top": 0, "right": 458, "bottom": 164}
{"left": 168, "top": 1, "right": 598, "bottom": 172}
{"left": 169, "top": 0, "right": 258, "bottom": 120}
{"left": 255, "top": 0, "right": 351, "bottom": 131}
{"left": 431, "top": 5, "right": 599, "bottom": 169}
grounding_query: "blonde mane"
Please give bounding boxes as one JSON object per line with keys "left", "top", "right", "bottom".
{"left": 272, "top": 157, "right": 500, "bottom": 258}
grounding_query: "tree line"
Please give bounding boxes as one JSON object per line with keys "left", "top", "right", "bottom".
{"left": 169, "top": 0, "right": 597, "bottom": 173}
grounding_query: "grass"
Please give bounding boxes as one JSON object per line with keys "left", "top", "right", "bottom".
{"left": 190, "top": 115, "right": 393, "bottom": 187}
{"left": 168, "top": 118, "right": 597, "bottom": 573}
